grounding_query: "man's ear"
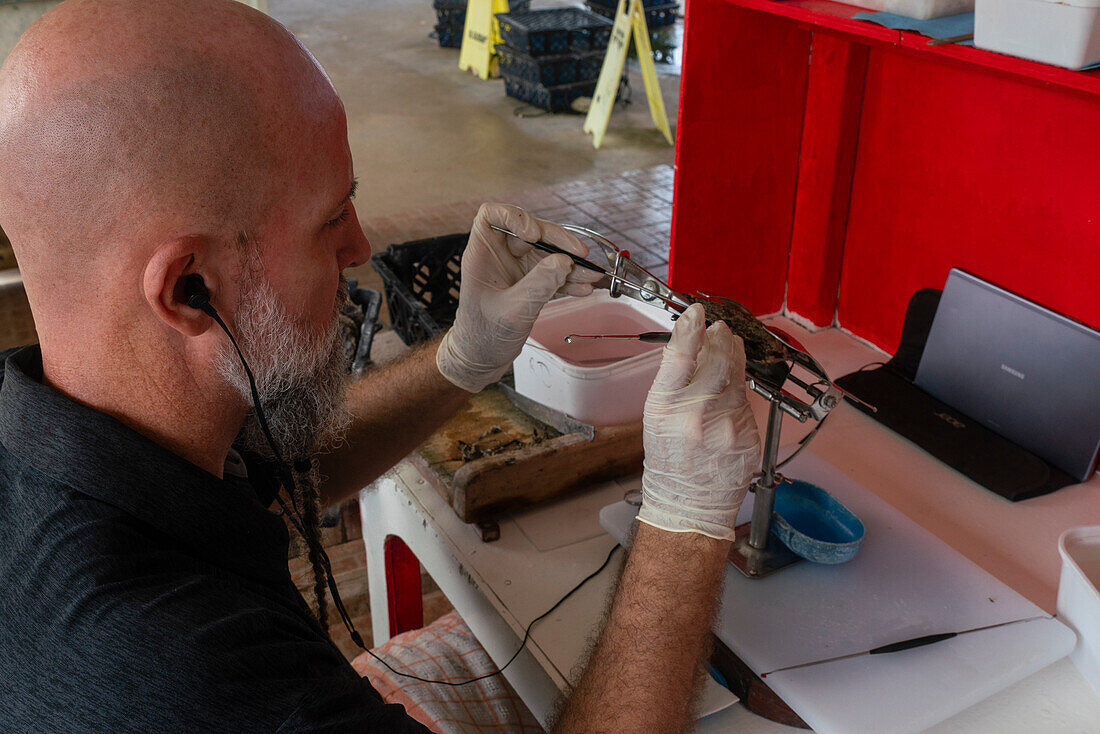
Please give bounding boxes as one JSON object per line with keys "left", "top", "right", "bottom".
{"left": 143, "top": 237, "right": 220, "bottom": 338}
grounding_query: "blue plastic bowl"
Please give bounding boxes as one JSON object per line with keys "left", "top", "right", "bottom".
{"left": 771, "top": 480, "right": 865, "bottom": 564}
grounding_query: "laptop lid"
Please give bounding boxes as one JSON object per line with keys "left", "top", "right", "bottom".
{"left": 914, "top": 269, "right": 1100, "bottom": 482}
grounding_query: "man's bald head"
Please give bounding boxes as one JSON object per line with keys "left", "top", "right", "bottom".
{"left": 0, "top": 0, "right": 341, "bottom": 323}
{"left": 0, "top": 0, "right": 370, "bottom": 483}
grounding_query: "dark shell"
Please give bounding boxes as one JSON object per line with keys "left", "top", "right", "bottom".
{"left": 686, "top": 295, "right": 793, "bottom": 366}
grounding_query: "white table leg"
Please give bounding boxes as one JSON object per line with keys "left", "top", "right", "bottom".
{"left": 359, "top": 471, "right": 566, "bottom": 728}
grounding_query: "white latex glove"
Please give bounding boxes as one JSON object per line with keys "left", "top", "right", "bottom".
{"left": 437, "top": 203, "right": 603, "bottom": 393}
{"left": 638, "top": 304, "right": 762, "bottom": 541}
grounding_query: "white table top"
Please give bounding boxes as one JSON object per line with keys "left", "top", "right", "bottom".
{"left": 382, "top": 317, "right": 1100, "bottom": 732}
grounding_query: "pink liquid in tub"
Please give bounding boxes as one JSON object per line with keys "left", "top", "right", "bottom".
{"left": 528, "top": 301, "right": 666, "bottom": 367}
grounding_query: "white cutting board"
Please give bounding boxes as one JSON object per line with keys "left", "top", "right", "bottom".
{"left": 599, "top": 452, "right": 1075, "bottom": 734}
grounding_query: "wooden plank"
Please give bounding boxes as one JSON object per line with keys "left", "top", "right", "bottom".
{"left": 415, "top": 386, "right": 560, "bottom": 483}
{"left": 452, "top": 421, "right": 643, "bottom": 521}
{"left": 711, "top": 637, "right": 810, "bottom": 729}
{"left": 412, "top": 385, "right": 643, "bottom": 524}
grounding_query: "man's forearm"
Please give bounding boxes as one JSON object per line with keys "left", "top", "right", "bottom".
{"left": 316, "top": 338, "right": 469, "bottom": 506}
{"left": 554, "top": 522, "right": 730, "bottom": 734}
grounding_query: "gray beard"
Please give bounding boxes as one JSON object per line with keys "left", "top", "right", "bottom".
{"left": 216, "top": 273, "right": 351, "bottom": 461}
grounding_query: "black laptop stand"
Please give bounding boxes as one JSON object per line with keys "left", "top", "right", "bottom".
{"left": 835, "top": 289, "right": 1077, "bottom": 502}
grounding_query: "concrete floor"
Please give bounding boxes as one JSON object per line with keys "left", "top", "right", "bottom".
{"left": 268, "top": 0, "right": 680, "bottom": 217}
{"left": 1, "top": 0, "right": 684, "bottom": 349}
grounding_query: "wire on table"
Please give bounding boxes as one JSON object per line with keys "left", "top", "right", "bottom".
{"left": 366, "top": 543, "right": 623, "bottom": 687}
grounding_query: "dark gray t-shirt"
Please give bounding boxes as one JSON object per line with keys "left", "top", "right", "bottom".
{"left": 0, "top": 346, "right": 429, "bottom": 733}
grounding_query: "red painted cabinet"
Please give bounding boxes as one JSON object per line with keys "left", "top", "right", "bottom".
{"left": 668, "top": 0, "right": 1100, "bottom": 353}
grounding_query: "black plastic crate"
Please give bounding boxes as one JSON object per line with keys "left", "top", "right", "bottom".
{"left": 585, "top": 1, "right": 680, "bottom": 27}
{"left": 494, "top": 44, "right": 604, "bottom": 86}
{"left": 577, "top": 52, "right": 604, "bottom": 80}
{"left": 432, "top": 2, "right": 465, "bottom": 30}
{"left": 502, "top": 73, "right": 597, "bottom": 113}
{"left": 432, "top": 0, "right": 531, "bottom": 49}
{"left": 435, "top": 23, "right": 462, "bottom": 48}
{"left": 587, "top": 0, "right": 671, "bottom": 7}
{"left": 643, "top": 4, "right": 681, "bottom": 27}
{"left": 433, "top": 0, "right": 530, "bottom": 8}
{"left": 496, "top": 8, "right": 613, "bottom": 57}
{"left": 370, "top": 233, "right": 468, "bottom": 345}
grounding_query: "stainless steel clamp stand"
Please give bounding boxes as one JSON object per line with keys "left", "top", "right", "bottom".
{"left": 729, "top": 394, "right": 804, "bottom": 578}
{"left": 489, "top": 221, "right": 863, "bottom": 578}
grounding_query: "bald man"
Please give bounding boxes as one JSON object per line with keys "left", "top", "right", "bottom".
{"left": 0, "top": 1, "right": 762, "bottom": 732}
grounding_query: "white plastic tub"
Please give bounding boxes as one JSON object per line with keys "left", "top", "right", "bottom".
{"left": 513, "top": 292, "right": 675, "bottom": 426}
{"left": 843, "top": 0, "right": 974, "bottom": 20}
{"left": 975, "top": 0, "right": 1100, "bottom": 70}
{"left": 1057, "top": 525, "right": 1100, "bottom": 698}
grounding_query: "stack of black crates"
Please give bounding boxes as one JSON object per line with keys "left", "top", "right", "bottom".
{"left": 432, "top": 0, "right": 531, "bottom": 48}
{"left": 495, "top": 8, "right": 613, "bottom": 113}
{"left": 584, "top": 0, "right": 680, "bottom": 28}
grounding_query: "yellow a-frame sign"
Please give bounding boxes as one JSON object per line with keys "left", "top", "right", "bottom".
{"left": 583, "top": 0, "right": 673, "bottom": 148}
{"left": 459, "top": 0, "right": 510, "bottom": 80}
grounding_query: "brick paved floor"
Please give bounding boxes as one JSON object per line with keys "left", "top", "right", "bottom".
{"left": 348, "top": 163, "right": 677, "bottom": 319}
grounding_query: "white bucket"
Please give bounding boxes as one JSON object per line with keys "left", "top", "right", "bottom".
{"left": 975, "top": 0, "right": 1100, "bottom": 70}
{"left": 1057, "top": 525, "right": 1100, "bottom": 699}
{"left": 513, "top": 292, "right": 675, "bottom": 426}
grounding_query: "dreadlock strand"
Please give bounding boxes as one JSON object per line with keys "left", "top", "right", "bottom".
{"left": 294, "top": 459, "right": 330, "bottom": 634}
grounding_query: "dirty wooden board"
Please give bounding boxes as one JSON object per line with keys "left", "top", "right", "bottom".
{"left": 412, "top": 385, "right": 643, "bottom": 523}
{"left": 416, "top": 386, "right": 559, "bottom": 487}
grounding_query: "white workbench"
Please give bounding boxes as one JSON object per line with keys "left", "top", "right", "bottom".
{"left": 359, "top": 317, "right": 1100, "bottom": 732}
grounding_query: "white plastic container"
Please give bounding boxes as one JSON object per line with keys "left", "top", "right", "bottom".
{"left": 975, "top": 0, "right": 1100, "bottom": 70}
{"left": 513, "top": 292, "right": 675, "bottom": 426}
{"left": 1057, "top": 525, "right": 1100, "bottom": 698}
{"left": 843, "top": 0, "right": 974, "bottom": 20}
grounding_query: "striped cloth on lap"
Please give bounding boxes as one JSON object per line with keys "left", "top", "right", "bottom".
{"left": 352, "top": 611, "right": 544, "bottom": 734}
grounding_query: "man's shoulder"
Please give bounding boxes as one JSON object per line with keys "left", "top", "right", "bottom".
{"left": 0, "top": 344, "right": 27, "bottom": 363}
{"left": 0, "top": 486, "right": 405, "bottom": 732}
{"left": 0, "top": 343, "right": 32, "bottom": 385}
{"left": 0, "top": 451, "right": 153, "bottom": 567}
{"left": 0, "top": 459, "right": 271, "bottom": 652}
{"left": 0, "top": 551, "right": 426, "bottom": 733}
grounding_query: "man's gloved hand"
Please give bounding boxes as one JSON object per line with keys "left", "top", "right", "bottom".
{"left": 638, "top": 304, "right": 762, "bottom": 541}
{"left": 436, "top": 203, "right": 603, "bottom": 393}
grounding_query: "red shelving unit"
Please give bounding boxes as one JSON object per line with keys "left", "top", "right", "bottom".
{"left": 668, "top": 0, "right": 1100, "bottom": 353}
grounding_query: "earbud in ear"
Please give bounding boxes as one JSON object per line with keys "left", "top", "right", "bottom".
{"left": 181, "top": 273, "right": 215, "bottom": 315}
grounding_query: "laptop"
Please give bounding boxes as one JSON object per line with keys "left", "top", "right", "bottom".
{"left": 914, "top": 269, "right": 1100, "bottom": 483}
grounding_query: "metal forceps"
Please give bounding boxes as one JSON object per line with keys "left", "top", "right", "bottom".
{"left": 488, "top": 223, "right": 691, "bottom": 315}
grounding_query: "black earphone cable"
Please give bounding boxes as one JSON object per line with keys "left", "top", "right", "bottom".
{"left": 363, "top": 542, "right": 621, "bottom": 687}
{"left": 202, "top": 307, "right": 289, "bottom": 475}
{"left": 187, "top": 275, "right": 620, "bottom": 685}
{"left": 211, "top": 305, "right": 366, "bottom": 646}
{"left": 187, "top": 277, "right": 366, "bottom": 646}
